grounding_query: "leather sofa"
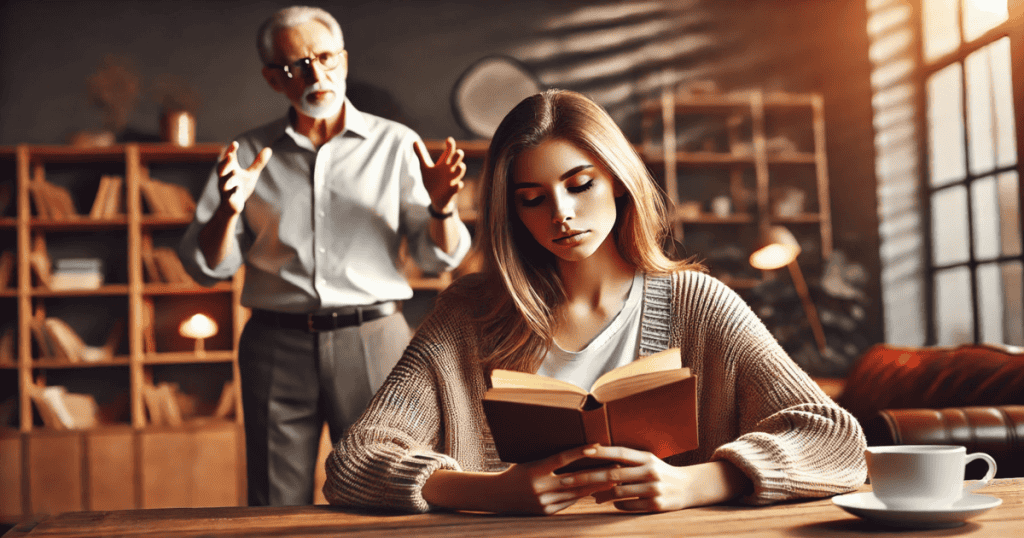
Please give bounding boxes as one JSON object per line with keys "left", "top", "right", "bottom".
{"left": 829, "top": 343, "right": 1024, "bottom": 478}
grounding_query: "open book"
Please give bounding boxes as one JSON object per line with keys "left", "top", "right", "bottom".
{"left": 482, "top": 347, "right": 697, "bottom": 468}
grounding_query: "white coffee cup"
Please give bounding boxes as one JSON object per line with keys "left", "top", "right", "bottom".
{"left": 864, "top": 445, "right": 997, "bottom": 511}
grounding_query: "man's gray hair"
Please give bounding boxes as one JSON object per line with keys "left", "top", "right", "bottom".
{"left": 257, "top": 6, "right": 344, "bottom": 65}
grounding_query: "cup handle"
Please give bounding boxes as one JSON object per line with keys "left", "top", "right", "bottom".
{"left": 964, "top": 452, "right": 998, "bottom": 493}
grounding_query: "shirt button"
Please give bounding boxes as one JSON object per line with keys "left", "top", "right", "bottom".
{"left": 318, "top": 248, "right": 326, "bottom": 253}
{"left": 319, "top": 212, "right": 326, "bottom": 218}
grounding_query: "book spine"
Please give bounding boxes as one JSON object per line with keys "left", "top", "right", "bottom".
{"left": 581, "top": 405, "right": 612, "bottom": 446}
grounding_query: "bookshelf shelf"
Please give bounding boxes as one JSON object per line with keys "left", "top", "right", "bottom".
{"left": 143, "top": 351, "right": 235, "bottom": 365}
{"left": 31, "top": 284, "right": 131, "bottom": 297}
{"left": 31, "top": 357, "right": 131, "bottom": 369}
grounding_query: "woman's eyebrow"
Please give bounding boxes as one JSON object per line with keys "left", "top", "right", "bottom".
{"left": 512, "top": 164, "right": 594, "bottom": 190}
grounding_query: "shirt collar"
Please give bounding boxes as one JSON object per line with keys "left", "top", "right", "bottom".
{"left": 280, "top": 97, "right": 371, "bottom": 151}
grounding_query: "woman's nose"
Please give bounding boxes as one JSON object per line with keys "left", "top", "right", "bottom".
{"left": 552, "top": 191, "right": 575, "bottom": 224}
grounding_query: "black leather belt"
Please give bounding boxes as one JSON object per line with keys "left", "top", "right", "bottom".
{"left": 252, "top": 302, "right": 397, "bottom": 332}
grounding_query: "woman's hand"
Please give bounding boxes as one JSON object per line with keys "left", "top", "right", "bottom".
{"left": 424, "top": 444, "right": 618, "bottom": 515}
{"left": 559, "top": 446, "right": 751, "bottom": 512}
{"left": 489, "top": 444, "right": 618, "bottom": 515}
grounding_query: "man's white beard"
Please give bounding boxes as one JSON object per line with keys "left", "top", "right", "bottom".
{"left": 298, "top": 81, "right": 345, "bottom": 119}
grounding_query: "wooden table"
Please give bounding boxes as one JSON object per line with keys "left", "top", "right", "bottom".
{"left": 6, "top": 478, "right": 1022, "bottom": 537}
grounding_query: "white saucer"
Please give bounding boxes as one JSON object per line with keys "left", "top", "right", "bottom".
{"left": 832, "top": 491, "right": 1002, "bottom": 529}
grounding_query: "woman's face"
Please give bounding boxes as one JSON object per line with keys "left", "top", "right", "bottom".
{"left": 511, "top": 138, "right": 624, "bottom": 263}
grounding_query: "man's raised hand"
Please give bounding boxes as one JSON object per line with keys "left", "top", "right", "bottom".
{"left": 218, "top": 141, "right": 273, "bottom": 215}
{"left": 414, "top": 137, "right": 466, "bottom": 214}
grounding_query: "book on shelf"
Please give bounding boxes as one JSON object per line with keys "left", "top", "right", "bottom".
{"left": 30, "top": 306, "right": 53, "bottom": 360}
{"left": 140, "top": 174, "right": 196, "bottom": 218}
{"left": 214, "top": 380, "right": 236, "bottom": 419}
{"left": 482, "top": 347, "right": 698, "bottom": 469}
{"left": 49, "top": 257, "right": 104, "bottom": 290}
{"left": 29, "top": 235, "right": 52, "bottom": 289}
{"left": 88, "top": 175, "right": 123, "bottom": 219}
{"left": 0, "top": 327, "right": 14, "bottom": 365}
{"left": 29, "top": 180, "right": 79, "bottom": 220}
{"left": 27, "top": 382, "right": 99, "bottom": 430}
{"left": 141, "top": 234, "right": 195, "bottom": 285}
{"left": 0, "top": 250, "right": 14, "bottom": 290}
{"left": 32, "top": 312, "right": 121, "bottom": 363}
{"left": 144, "top": 382, "right": 183, "bottom": 427}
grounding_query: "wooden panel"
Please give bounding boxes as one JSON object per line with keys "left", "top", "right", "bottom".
{"left": 188, "top": 425, "right": 238, "bottom": 508}
{"left": 28, "top": 431, "right": 83, "bottom": 515}
{"left": 0, "top": 433, "right": 22, "bottom": 520}
{"left": 141, "top": 422, "right": 239, "bottom": 509}
{"left": 85, "top": 429, "right": 134, "bottom": 511}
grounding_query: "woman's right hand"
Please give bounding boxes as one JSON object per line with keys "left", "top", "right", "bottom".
{"left": 490, "top": 444, "right": 616, "bottom": 515}
{"left": 216, "top": 141, "right": 272, "bottom": 215}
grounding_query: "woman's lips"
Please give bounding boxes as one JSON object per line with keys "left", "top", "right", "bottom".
{"left": 553, "top": 231, "right": 588, "bottom": 245}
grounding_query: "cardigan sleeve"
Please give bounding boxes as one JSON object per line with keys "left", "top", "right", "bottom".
{"left": 677, "top": 272, "right": 867, "bottom": 505}
{"left": 322, "top": 317, "right": 463, "bottom": 513}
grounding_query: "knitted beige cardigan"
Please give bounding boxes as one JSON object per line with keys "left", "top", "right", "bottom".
{"left": 324, "top": 271, "right": 867, "bottom": 512}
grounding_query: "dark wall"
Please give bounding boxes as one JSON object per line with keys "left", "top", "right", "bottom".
{"left": 0, "top": 0, "right": 884, "bottom": 348}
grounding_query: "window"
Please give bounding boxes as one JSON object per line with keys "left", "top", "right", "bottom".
{"left": 920, "top": 0, "right": 1023, "bottom": 345}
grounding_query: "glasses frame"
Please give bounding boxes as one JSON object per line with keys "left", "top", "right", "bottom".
{"left": 267, "top": 50, "right": 345, "bottom": 80}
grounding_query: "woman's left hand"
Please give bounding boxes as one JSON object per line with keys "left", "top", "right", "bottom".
{"left": 558, "top": 446, "right": 699, "bottom": 512}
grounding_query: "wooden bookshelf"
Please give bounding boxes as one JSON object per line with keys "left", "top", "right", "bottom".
{"left": 0, "top": 143, "right": 245, "bottom": 521}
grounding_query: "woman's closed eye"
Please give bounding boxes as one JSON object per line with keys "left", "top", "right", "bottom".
{"left": 567, "top": 179, "right": 595, "bottom": 194}
{"left": 518, "top": 194, "right": 544, "bottom": 207}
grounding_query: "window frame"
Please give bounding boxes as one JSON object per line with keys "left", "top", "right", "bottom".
{"left": 914, "top": 0, "right": 1024, "bottom": 344}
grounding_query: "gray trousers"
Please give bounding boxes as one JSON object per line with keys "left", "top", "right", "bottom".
{"left": 238, "top": 310, "right": 411, "bottom": 506}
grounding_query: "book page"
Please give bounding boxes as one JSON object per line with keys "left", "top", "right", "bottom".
{"left": 484, "top": 387, "right": 586, "bottom": 409}
{"left": 590, "top": 347, "right": 682, "bottom": 392}
{"left": 490, "top": 368, "right": 589, "bottom": 396}
{"left": 592, "top": 368, "right": 691, "bottom": 403}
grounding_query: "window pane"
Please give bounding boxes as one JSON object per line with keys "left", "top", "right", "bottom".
{"left": 990, "top": 38, "right": 1017, "bottom": 169}
{"left": 978, "top": 263, "right": 1003, "bottom": 344}
{"left": 965, "top": 38, "right": 1017, "bottom": 174}
{"left": 922, "top": 0, "right": 960, "bottom": 61}
{"left": 935, "top": 266, "right": 974, "bottom": 344}
{"left": 1001, "top": 261, "right": 1024, "bottom": 345}
{"left": 932, "top": 186, "right": 970, "bottom": 265}
{"left": 998, "top": 171, "right": 1021, "bottom": 256}
{"left": 927, "top": 64, "right": 966, "bottom": 187}
{"left": 964, "top": 0, "right": 1008, "bottom": 42}
{"left": 972, "top": 176, "right": 999, "bottom": 259}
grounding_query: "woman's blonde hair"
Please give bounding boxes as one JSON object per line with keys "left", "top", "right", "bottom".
{"left": 453, "top": 89, "right": 703, "bottom": 372}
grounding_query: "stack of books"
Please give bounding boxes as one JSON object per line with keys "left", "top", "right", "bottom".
{"left": 50, "top": 257, "right": 104, "bottom": 290}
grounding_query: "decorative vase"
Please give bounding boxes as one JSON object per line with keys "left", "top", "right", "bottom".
{"left": 160, "top": 110, "right": 195, "bottom": 146}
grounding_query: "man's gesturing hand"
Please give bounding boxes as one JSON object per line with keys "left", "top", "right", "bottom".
{"left": 218, "top": 141, "right": 273, "bottom": 215}
{"left": 414, "top": 137, "right": 465, "bottom": 214}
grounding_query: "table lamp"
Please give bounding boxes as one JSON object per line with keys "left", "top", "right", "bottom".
{"left": 179, "top": 313, "right": 218, "bottom": 358}
{"left": 749, "top": 226, "right": 827, "bottom": 353}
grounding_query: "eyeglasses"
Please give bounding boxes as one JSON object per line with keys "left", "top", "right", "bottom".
{"left": 267, "top": 50, "right": 344, "bottom": 80}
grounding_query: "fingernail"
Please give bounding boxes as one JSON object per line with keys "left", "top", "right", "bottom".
{"left": 583, "top": 448, "right": 596, "bottom": 455}
{"left": 560, "top": 477, "right": 574, "bottom": 485}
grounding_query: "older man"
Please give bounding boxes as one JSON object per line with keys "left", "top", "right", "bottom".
{"left": 179, "top": 5, "right": 471, "bottom": 506}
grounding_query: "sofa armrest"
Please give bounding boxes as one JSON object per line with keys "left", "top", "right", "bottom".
{"left": 867, "top": 405, "right": 1024, "bottom": 478}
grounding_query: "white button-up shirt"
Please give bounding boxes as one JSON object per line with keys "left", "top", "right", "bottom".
{"left": 179, "top": 101, "right": 471, "bottom": 313}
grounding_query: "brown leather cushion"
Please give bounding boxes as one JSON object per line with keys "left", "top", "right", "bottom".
{"left": 867, "top": 406, "right": 1024, "bottom": 478}
{"left": 837, "top": 344, "right": 1024, "bottom": 427}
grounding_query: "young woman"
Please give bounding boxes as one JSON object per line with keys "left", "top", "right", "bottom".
{"left": 324, "top": 89, "right": 866, "bottom": 515}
